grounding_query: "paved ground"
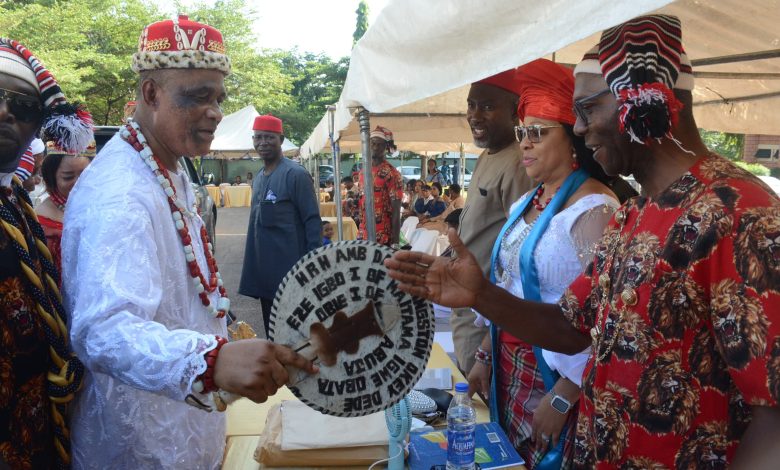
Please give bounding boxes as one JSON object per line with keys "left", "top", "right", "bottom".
{"left": 214, "top": 207, "right": 455, "bottom": 356}
{"left": 213, "top": 207, "right": 266, "bottom": 336}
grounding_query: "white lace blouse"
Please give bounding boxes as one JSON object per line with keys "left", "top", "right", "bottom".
{"left": 494, "top": 192, "right": 619, "bottom": 386}
{"left": 62, "top": 135, "right": 227, "bottom": 469}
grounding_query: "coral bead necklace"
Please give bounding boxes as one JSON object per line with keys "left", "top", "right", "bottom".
{"left": 531, "top": 183, "right": 560, "bottom": 211}
{"left": 120, "top": 120, "right": 229, "bottom": 318}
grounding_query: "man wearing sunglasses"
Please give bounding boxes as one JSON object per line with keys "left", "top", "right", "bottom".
{"left": 387, "top": 15, "right": 780, "bottom": 468}
{"left": 451, "top": 68, "right": 533, "bottom": 376}
{"left": 0, "top": 38, "right": 91, "bottom": 469}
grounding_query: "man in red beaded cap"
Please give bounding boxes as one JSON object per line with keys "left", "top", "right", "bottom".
{"left": 239, "top": 114, "right": 321, "bottom": 335}
{"left": 61, "top": 15, "right": 316, "bottom": 468}
{"left": 450, "top": 67, "right": 533, "bottom": 376}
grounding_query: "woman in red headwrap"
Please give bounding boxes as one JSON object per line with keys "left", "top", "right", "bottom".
{"left": 467, "top": 59, "right": 634, "bottom": 469}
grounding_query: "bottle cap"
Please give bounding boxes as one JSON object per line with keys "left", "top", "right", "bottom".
{"left": 455, "top": 382, "right": 468, "bottom": 393}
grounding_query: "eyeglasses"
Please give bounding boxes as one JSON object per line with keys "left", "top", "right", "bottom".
{"left": 572, "top": 89, "right": 611, "bottom": 126}
{"left": 514, "top": 124, "right": 563, "bottom": 143}
{"left": 0, "top": 87, "right": 44, "bottom": 124}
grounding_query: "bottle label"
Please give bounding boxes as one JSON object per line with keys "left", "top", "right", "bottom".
{"left": 447, "top": 428, "right": 475, "bottom": 465}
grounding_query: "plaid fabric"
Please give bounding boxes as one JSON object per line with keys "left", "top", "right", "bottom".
{"left": 497, "top": 339, "right": 577, "bottom": 469}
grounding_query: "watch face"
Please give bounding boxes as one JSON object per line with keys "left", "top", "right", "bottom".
{"left": 551, "top": 395, "right": 570, "bottom": 413}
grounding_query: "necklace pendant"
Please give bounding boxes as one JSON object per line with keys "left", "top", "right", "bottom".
{"left": 598, "top": 273, "right": 611, "bottom": 290}
{"left": 615, "top": 209, "right": 626, "bottom": 226}
{"left": 590, "top": 325, "right": 601, "bottom": 343}
{"left": 621, "top": 287, "right": 638, "bottom": 306}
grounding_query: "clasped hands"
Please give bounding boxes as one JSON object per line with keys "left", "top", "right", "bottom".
{"left": 213, "top": 339, "right": 318, "bottom": 403}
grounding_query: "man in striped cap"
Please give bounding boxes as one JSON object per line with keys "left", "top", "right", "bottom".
{"left": 386, "top": 14, "right": 780, "bottom": 468}
{"left": 0, "top": 37, "right": 88, "bottom": 469}
{"left": 61, "top": 16, "right": 316, "bottom": 468}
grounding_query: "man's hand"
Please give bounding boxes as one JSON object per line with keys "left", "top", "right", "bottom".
{"left": 213, "top": 339, "right": 318, "bottom": 403}
{"left": 384, "top": 228, "right": 487, "bottom": 307}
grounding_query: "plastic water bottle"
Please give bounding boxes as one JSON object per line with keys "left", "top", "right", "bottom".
{"left": 447, "top": 382, "right": 476, "bottom": 470}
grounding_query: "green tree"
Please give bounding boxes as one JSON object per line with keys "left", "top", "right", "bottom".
{"left": 699, "top": 129, "right": 744, "bottom": 161}
{"left": 0, "top": 0, "right": 160, "bottom": 125}
{"left": 353, "top": 0, "right": 369, "bottom": 46}
{"left": 273, "top": 50, "right": 348, "bottom": 143}
{"left": 734, "top": 161, "right": 770, "bottom": 176}
{"left": 181, "top": 0, "right": 294, "bottom": 116}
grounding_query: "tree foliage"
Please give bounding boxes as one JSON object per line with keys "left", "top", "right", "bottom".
{"left": 699, "top": 129, "right": 744, "bottom": 161}
{"left": 273, "top": 51, "right": 349, "bottom": 143}
{"left": 734, "top": 161, "right": 770, "bottom": 176}
{"left": 353, "top": 0, "right": 369, "bottom": 46}
{"left": 0, "top": 0, "right": 348, "bottom": 143}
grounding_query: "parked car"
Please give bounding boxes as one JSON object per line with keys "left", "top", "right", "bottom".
{"left": 93, "top": 126, "right": 218, "bottom": 248}
{"left": 443, "top": 166, "right": 472, "bottom": 189}
{"left": 318, "top": 164, "right": 335, "bottom": 187}
{"left": 758, "top": 175, "right": 780, "bottom": 196}
{"left": 397, "top": 165, "right": 422, "bottom": 184}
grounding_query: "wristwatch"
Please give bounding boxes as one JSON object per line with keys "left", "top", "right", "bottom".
{"left": 550, "top": 392, "right": 572, "bottom": 414}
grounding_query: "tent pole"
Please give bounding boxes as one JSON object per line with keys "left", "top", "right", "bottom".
{"left": 691, "top": 49, "right": 780, "bottom": 67}
{"left": 328, "top": 105, "right": 344, "bottom": 241}
{"left": 358, "top": 108, "right": 375, "bottom": 242}
{"left": 460, "top": 143, "right": 465, "bottom": 187}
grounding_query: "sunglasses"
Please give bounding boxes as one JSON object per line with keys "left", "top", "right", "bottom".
{"left": 572, "top": 89, "right": 611, "bottom": 126}
{"left": 0, "top": 87, "right": 44, "bottom": 124}
{"left": 514, "top": 124, "right": 563, "bottom": 143}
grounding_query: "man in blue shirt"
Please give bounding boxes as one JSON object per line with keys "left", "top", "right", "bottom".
{"left": 239, "top": 114, "right": 322, "bottom": 335}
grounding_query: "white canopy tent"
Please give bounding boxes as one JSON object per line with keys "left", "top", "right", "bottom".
{"left": 301, "top": 0, "right": 780, "bottom": 162}
{"left": 210, "top": 105, "right": 299, "bottom": 158}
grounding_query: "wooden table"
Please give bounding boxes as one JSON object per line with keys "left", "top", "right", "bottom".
{"left": 222, "top": 343, "right": 508, "bottom": 469}
{"left": 224, "top": 186, "right": 253, "bottom": 208}
{"left": 320, "top": 216, "right": 358, "bottom": 241}
{"left": 319, "top": 202, "right": 337, "bottom": 217}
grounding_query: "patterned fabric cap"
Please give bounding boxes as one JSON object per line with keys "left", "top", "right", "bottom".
{"left": 0, "top": 38, "right": 94, "bottom": 154}
{"left": 369, "top": 125, "right": 393, "bottom": 142}
{"left": 14, "top": 147, "right": 35, "bottom": 181}
{"left": 574, "top": 44, "right": 693, "bottom": 91}
{"left": 595, "top": 15, "right": 687, "bottom": 145}
{"left": 132, "top": 15, "right": 231, "bottom": 74}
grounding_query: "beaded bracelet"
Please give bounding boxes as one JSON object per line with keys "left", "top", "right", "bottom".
{"left": 192, "top": 336, "right": 228, "bottom": 394}
{"left": 474, "top": 347, "right": 492, "bottom": 365}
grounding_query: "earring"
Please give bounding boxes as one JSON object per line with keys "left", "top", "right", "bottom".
{"left": 571, "top": 153, "right": 580, "bottom": 170}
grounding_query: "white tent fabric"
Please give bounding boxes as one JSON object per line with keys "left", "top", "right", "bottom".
{"left": 210, "top": 105, "right": 298, "bottom": 158}
{"left": 300, "top": 0, "right": 780, "bottom": 159}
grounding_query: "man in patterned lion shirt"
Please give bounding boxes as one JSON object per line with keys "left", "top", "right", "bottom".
{"left": 385, "top": 14, "right": 780, "bottom": 469}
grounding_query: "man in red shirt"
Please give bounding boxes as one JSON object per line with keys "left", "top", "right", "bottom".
{"left": 386, "top": 15, "right": 780, "bottom": 469}
{"left": 359, "top": 126, "right": 403, "bottom": 246}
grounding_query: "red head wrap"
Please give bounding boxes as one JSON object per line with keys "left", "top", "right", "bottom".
{"left": 253, "top": 114, "right": 283, "bottom": 134}
{"left": 515, "top": 59, "right": 576, "bottom": 125}
{"left": 475, "top": 67, "right": 521, "bottom": 96}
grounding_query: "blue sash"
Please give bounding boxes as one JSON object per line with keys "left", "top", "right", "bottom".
{"left": 486, "top": 170, "right": 588, "bottom": 467}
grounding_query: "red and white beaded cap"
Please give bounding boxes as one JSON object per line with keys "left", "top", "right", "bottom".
{"left": 132, "top": 14, "right": 231, "bottom": 74}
